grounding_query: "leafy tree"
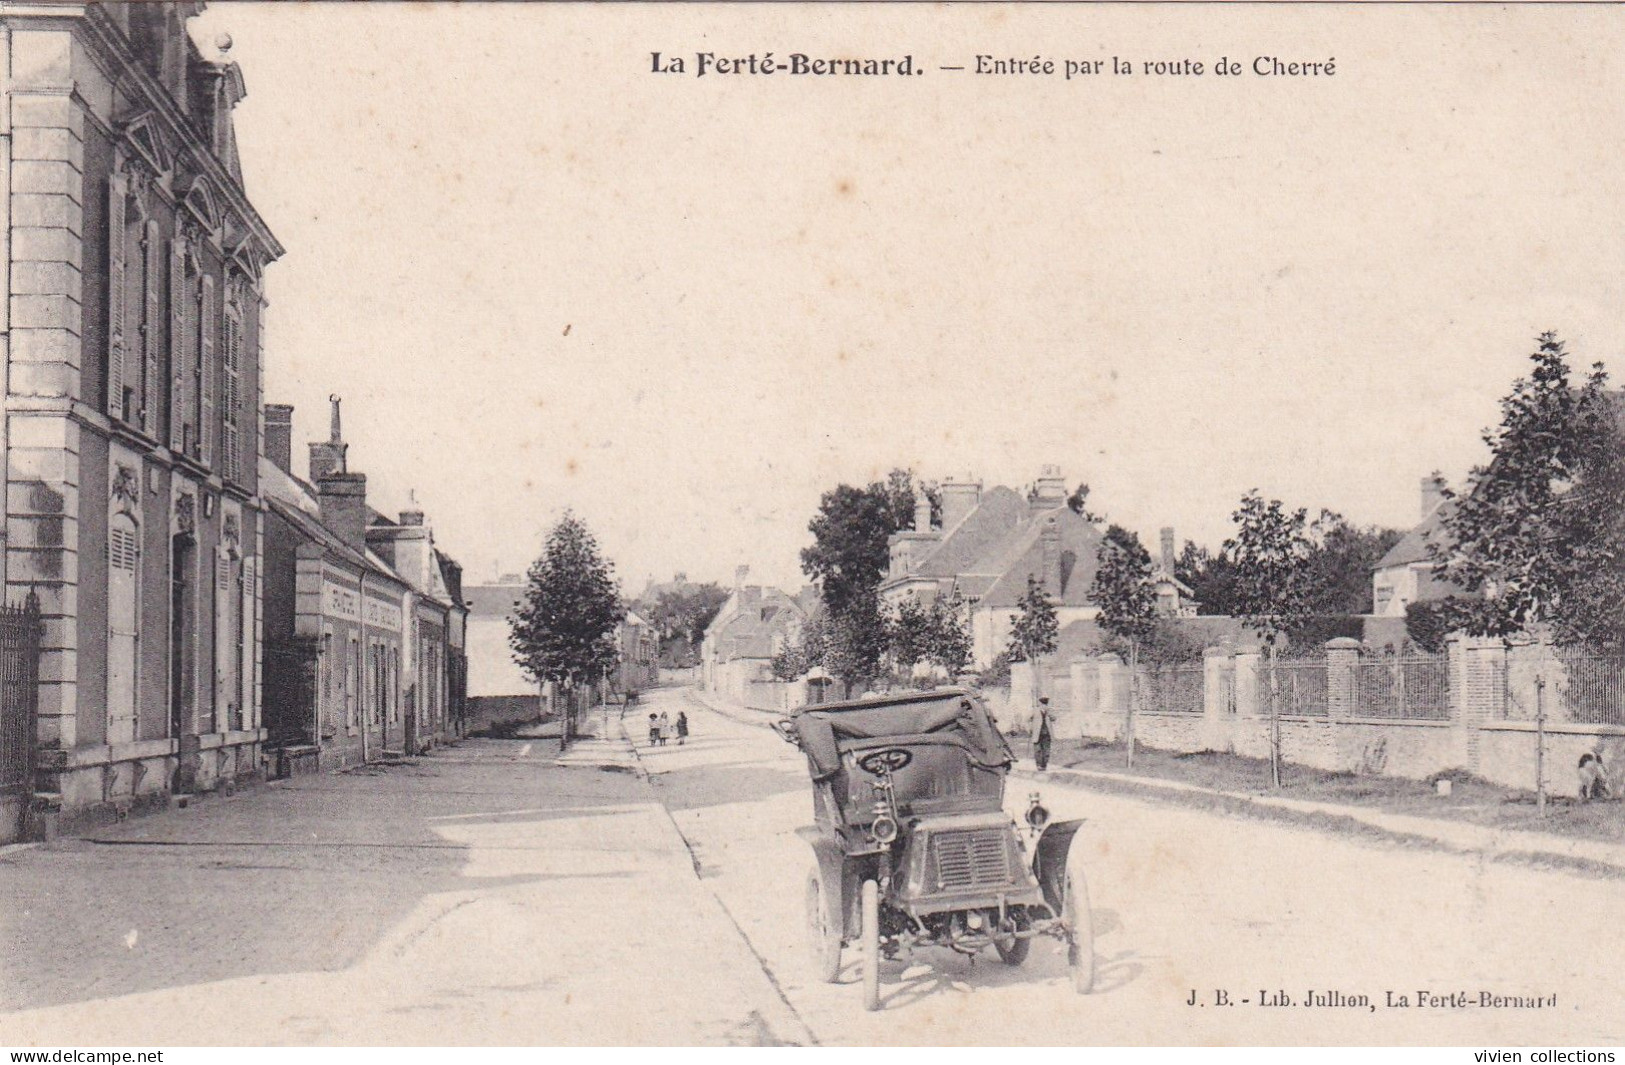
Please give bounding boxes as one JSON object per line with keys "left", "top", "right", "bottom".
{"left": 1090, "top": 524, "right": 1158, "bottom": 767}
{"left": 926, "top": 593, "right": 973, "bottom": 676}
{"left": 1066, "top": 482, "right": 1102, "bottom": 522}
{"left": 1433, "top": 333, "right": 1625, "bottom": 651}
{"left": 644, "top": 583, "right": 730, "bottom": 663}
{"left": 510, "top": 512, "right": 622, "bottom": 744}
{"left": 1225, "top": 490, "right": 1315, "bottom": 787}
{"left": 825, "top": 592, "right": 889, "bottom": 697}
{"left": 1176, "top": 541, "right": 1243, "bottom": 617}
{"left": 771, "top": 610, "right": 828, "bottom": 681}
{"left": 1006, "top": 575, "right": 1059, "bottom": 663}
{"left": 886, "top": 593, "right": 973, "bottom": 678}
{"left": 1303, "top": 511, "right": 1404, "bottom": 616}
{"left": 1404, "top": 600, "right": 1454, "bottom": 654}
{"left": 800, "top": 469, "right": 934, "bottom": 617}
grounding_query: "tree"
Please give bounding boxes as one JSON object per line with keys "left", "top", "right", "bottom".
{"left": 886, "top": 593, "right": 972, "bottom": 680}
{"left": 1303, "top": 512, "right": 1404, "bottom": 616}
{"left": 509, "top": 512, "right": 622, "bottom": 746}
{"left": 644, "top": 583, "right": 729, "bottom": 663}
{"left": 1225, "top": 491, "right": 1315, "bottom": 787}
{"left": 825, "top": 591, "right": 889, "bottom": 697}
{"left": 800, "top": 469, "right": 933, "bottom": 617}
{"left": 1066, "top": 482, "right": 1102, "bottom": 522}
{"left": 1176, "top": 541, "right": 1243, "bottom": 617}
{"left": 1007, "top": 575, "right": 1059, "bottom": 663}
{"left": 1090, "top": 525, "right": 1158, "bottom": 768}
{"left": 1433, "top": 333, "right": 1625, "bottom": 652}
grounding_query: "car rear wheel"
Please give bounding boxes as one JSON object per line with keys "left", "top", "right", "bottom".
{"left": 860, "top": 879, "right": 880, "bottom": 1011}
{"left": 804, "top": 864, "right": 842, "bottom": 983}
{"left": 1063, "top": 862, "right": 1096, "bottom": 994}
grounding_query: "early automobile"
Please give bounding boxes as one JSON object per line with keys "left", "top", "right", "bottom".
{"left": 773, "top": 687, "right": 1093, "bottom": 1011}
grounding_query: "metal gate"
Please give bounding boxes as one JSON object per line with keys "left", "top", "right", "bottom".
{"left": 0, "top": 593, "right": 44, "bottom": 843}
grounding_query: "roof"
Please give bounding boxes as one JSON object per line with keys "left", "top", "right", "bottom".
{"left": 976, "top": 506, "right": 1105, "bottom": 609}
{"left": 1377, "top": 498, "right": 1454, "bottom": 570}
{"left": 261, "top": 457, "right": 410, "bottom": 588}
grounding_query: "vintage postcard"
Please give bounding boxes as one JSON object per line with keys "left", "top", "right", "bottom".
{"left": 0, "top": 0, "right": 1622, "bottom": 1052}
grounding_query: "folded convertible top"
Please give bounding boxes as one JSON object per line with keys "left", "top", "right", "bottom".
{"left": 791, "top": 688, "right": 1012, "bottom": 781}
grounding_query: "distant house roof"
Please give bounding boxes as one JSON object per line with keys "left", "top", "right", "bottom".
{"left": 976, "top": 506, "right": 1105, "bottom": 609}
{"left": 1377, "top": 498, "right": 1455, "bottom": 571}
{"left": 913, "top": 486, "right": 1029, "bottom": 580}
{"left": 706, "top": 585, "right": 808, "bottom": 663}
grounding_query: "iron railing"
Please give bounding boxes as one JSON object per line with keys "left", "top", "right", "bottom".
{"left": 1270, "top": 658, "right": 1328, "bottom": 717}
{"left": 1353, "top": 654, "right": 1450, "bottom": 720}
{"left": 0, "top": 593, "right": 44, "bottom": 796}
{"left": 1136, "top": 663, "right": 1205, "bottom": 714}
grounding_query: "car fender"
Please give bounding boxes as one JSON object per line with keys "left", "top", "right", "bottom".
{"left": 796, "top": 826, "right": 858, "bottom": 936}
{"left": 1031, "top": 818, "right": 1085, "bottom": 915}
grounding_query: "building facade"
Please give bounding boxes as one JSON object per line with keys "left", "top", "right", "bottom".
{"left": 260, "top": 399, "right": 465, "bottom": 772}
{"left": 2, "top": 3, "right": 282, "bottom": 837}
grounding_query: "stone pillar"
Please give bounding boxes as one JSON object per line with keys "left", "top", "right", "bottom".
{"left": 6, "top": 62, "right": 87, "bottom": 771}
{"left": 1325, "top": 638, "right": 1360, "bottom": 720}
{"left": 1233, "top": 651, "right": 1261, "bottom": 718}
{"left": 1067, "top": 655, "right": 1090, "bottom": 739}
{"left": 1450, "top": 635, "right": 1501, "bottom": 776}
{"left": 1202, "top": 647, "right": 1233, "bottom": 752}
{"left": 1096, "top": 655, "right": 1127, "bottom": 741}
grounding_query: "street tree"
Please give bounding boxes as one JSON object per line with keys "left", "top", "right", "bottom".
{"left": 1225, "top": 490, "right": 1315, "bottom": 787}
{"left": 887, "top": 597, "right": 933, "bottom": 675}
{"left": 886, "top": 593, "right": 973, "bottom": 682}
{"left": 1006, "top": 575, "right": 1059, "bottom": 726}
{"left": 926, "top": 593, "right": 973, "bottom": 677}
{"left": 509, "top": 511, "right": 623, "bottom": 745}
{"left": 1090, "top": 524, "right": 1158, "bottom": 768}
{"left": 1433, "top": 333, "right": 1625, "bottom": 652}
{"left": 825, "top": 591, "right": 889, "bottom": 697}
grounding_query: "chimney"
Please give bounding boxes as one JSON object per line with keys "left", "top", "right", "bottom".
{"left": 735, "top": 564, "right": 750, "bottom": 590}
{"left": 1160, "top": 527, "right": 1176, "bottom": 576}
{"left": 940, "top": 476, "right": 981, "bottom": 531}
{"left": 317, "top": 471, "right": 368, "bottom": 553}
{"left": 264, "top": 404, "right": 294, "bottom": 474}
{"left": 1421, "top": 474, "right": 1446, "bottom": 519}
{"left": 399, "top": 488, "right": 425, "bottom": 527}
{"left": 914, "top": 494, "right": 932, "bottom": 533}
{"left": 1041, "top": 515, "right": 1061, "bottom": 596}
{"left": 308, "top": 394, "right": 349, "bottom": 482}
{"left": 1031, "top": 464, "right": 1067, "bottom": 513}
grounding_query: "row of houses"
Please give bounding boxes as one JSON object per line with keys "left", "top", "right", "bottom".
{"left": 0, "top": 2, "right": 467, "bottom": 841}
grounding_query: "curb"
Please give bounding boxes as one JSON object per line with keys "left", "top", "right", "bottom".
{"left": 1027, "top": 764, "right": 1625, "bottom": 881}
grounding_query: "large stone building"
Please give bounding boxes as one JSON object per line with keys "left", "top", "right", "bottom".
{"left": 879, "top": 467, "right": 1108, "bottom": 667}
{"left": 1, "top": 3, "right": 282, "bottom": 837}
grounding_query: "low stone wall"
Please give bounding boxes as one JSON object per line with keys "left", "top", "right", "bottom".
{"left": 1058, "top": 637, "right": 1625, "bottom": 797}
{"left": 467, "top": 694, "right": 544, "bottom": 731}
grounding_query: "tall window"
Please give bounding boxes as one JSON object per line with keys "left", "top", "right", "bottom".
{"left": 221, "top": 291, "right": 243, "bottom": 482}
{"left": 107, "top": 516, "right": 140, "bottom": 744}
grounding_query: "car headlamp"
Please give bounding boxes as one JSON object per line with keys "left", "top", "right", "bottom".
{"left": 871, "top": 813, "right": 899, "bottom": 844}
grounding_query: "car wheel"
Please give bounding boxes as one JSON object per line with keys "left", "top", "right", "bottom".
{"left": 805, "top": 864, "right": 842, "bottom": 983}
{"left": 1062, "top": 861, "right": 1096, "bottom": 994}
{"left": 860, "top": 879, "right": 880, "bottom": 1011}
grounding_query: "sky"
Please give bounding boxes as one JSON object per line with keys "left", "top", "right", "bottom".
{"left": 194, "top": 3, "right": 1625, "bottom": 593}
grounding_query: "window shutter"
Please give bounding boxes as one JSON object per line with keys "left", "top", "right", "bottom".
{"left": 199, "top": 275, "right": 216, "bottom": 466}
{"left": 169, "top": 235, "right": 188, "bottom": 453}
{"left": 107, "top": 173, "right": 128, "bottom": 419}
{"left": 143, "top": 220, "right": 163, "bottom": 437}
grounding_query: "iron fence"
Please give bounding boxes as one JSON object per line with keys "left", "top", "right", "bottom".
{"left": 1552, "top": 651, "right": 1625, "bottom": 725}
{"left": 1270, "top": 658, "right": 1328, "bottom": 717}
{"left": 1353, "top": 654, "right": 1450, "bottom": 720}
{"left": 0, "top": 594, "right": 44, "bottom": 796}
{"left": 1136, "top": 663, "right": 1205, "bottom": 714}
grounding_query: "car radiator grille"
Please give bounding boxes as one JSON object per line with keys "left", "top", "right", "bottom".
{"left": 931, "top": 829, "right": 1011, "bottom": 891}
